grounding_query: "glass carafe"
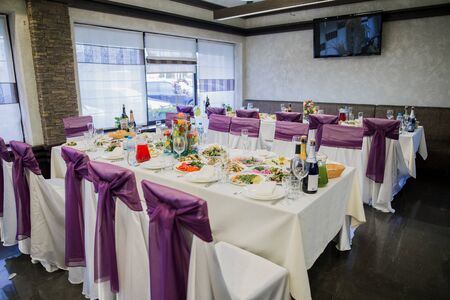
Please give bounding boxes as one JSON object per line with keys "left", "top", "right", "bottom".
{"left": 317, "top": 153, "right": 328, "bottom": 188}
{"left": 136, "top": 137, "right": 151, "bottom": 163}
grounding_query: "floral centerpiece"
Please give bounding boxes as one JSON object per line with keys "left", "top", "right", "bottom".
{"left": 303, "top": 99, "right": 316, "bottom": 121}
{"left": 163, "top": 112, "right": 198, "bottom": 156}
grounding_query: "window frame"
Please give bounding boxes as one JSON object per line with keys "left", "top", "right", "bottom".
{"left": 0, "top": 13, "right": 25, "bottom": 144}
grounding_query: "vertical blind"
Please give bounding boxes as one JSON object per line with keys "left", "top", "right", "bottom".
{"left": 0, "top": 15, "right": 23, "bottom": 143}
{"left": 74, "top": 25, "right": 147, "bottom": 129}
{"left": 197, "top": 40, "right": 235, "bottom": 108}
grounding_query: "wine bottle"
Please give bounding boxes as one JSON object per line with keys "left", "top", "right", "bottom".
{"left": 205, "top": 96, "right": 210, "bottom": 112}
{"left": 287, "top": 103, "right": 293, "bottom": 112}
{"left": 407, "top": 106, "right": 416, "bottom": 132}
{"left": 120, "top": 104, "right": 129, "bottom": 131}
{"left": 302, "top": 140, "right": 319, "bottom": 194}
{"left": 129, "top": 109, "right": 136, "bottom": 131}
{"left": 121, "top": 104, "right": 128, "bottom": 119}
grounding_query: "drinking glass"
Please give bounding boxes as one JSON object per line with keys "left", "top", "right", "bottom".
{"left": 358, "top": 112, "right": 364, "bottom": 124}
{"left": 338, "top": 109, "right": 346, "bottom": 122}
{"left": 87, "top": 122, "right": 95, "bottom": 137}
{"left": 83, "top": 132, "right": 93, "bottom": 152}
{"left": 247, "top": 102, "right": 254, "bottom": 110}
{"left": 155, "top": 121, "right": 162, "bottom": 141}
{"left": 96, "top": 128, "right": 104, "bottom": 137}
{"left": 281, "top": 104, "right": 286, "bottom": 112}
{"left": 126, "top": 138, "right": 137, "bottom": 166}
{"left": 241, "top": 129, "right": 249, "bottom": 151}
{"left": 386, "top": 110, "right": 394, "bottom": 120}
{"left": 316, "top": 152, "right": 328, "bottom": 188}
{"left": 173, "top": 135, "right": 186, "bottom": 159}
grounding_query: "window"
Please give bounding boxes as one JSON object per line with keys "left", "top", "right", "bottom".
{"left": 0, "top": 15, "right": 24, "bottom": 143}
{"left": 145, "top": 34, "right": 196, "bottom": 122}
{"left": 198, "top": 40, "right": 235, "bottom": 108}
{"left": 74, "top": 25, "right": 146, "bottom": 129}
{"left": 74, "top": 24, "right": 237, "bottom": 126}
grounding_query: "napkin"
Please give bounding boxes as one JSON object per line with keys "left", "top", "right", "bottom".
{"left": 193, "top": 165, "right": 215, "bottom": 180}
{"left": 247, "top": 182, "right": 276, "bottom": 197}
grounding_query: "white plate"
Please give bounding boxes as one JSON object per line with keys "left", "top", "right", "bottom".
{"left": 243, "top": 186, "right": 286, "bottom": 201}
{"left": 141, "top": 160, "right": 169, "bottom": 170}
{"left": 184, "top": 172, "right": 220, "bottom": 183}
{"left": 101, "top": 153, "right": 123, "bottom": 160}
{"left": 229, "top": 173, "right": 264, "bottom": 186}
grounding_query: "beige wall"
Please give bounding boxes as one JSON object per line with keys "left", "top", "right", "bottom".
{"left": 0, "top": 0, "right": 43, "bottom": 145}
{"left": 244, "top": 15, "right": 450, "bottom": 108}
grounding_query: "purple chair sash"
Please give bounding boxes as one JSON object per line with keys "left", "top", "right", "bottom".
{"left": 230, "top": 117, "right": 261, "bottom": 138}
{"left": 236, "top": 109, "right": 259, "bottom": 119}
{"left": 275, "top": 112, "right": 302, "bottom": 122}
{"left": 141, "top": 180, "right": 213, "bottom": 300}
{"left": 308, "top": 114, "right": 339, "bottom": 150}
{"left": 208, "top": 114, "right": 231, "bottom": 133}
{"left": 176, "top": 105, "right": 194, "bottom": 117}
{"left": 321, "top": 125, "right": 364, "bottom": 150}
{"left": 165, "top": 112, "right": 178, "bottom": 129}
{"left": 61, "top": 146, "right": 91, "bottom": 267}
{"left": 206, "top": 107, "right": 226, "bottom": 118}
{"left": 0, "top": 137, "right": 12, "bottom": 217}
{"left": 9, "top": 141, "right": 42, "bottom": 240}
{"left": 63, "top": 116, "right": 93, "bottom": 138}
{"left": 274, "top": 121, "right": 309, "bottom": 142}
{"left": 88, "top": 161, "right": 142, "bottom": 293}
{"left": 363, "top": 118, "right": 400, "bottom": 183}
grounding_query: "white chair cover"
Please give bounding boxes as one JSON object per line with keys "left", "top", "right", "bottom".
{"left": 82, "top": 181, "right": 150, "bottom": 300}
{"left": 229, "top": 134, "right": 263, "bottom": 151}
{"left": 188, "top": 237, "right": 290, "bottom": 300}
{"left": 206, "top": 130, "right": 230, "bottom": 147}
{"left": 1, "top": 161, "right": 17, "bottom": 246}
{"left": 271, "top": 140, "right": 295, "bottom": 158}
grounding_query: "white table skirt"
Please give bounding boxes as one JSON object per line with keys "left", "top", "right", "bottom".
{"left": 51, "top": 146, "right": 365, "bottom": 300}
{"left": 399, "top": 127, "right": 428, "bottom": 178}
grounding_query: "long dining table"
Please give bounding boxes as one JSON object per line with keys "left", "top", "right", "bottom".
{"left": 51, "top": 144, "right": 365, "bottom": 300}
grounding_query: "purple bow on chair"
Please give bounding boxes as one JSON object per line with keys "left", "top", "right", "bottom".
{"left": 0, "top": 137, "right": 12, "bottom": 217}
{"left": 363, "top": 118, "right": 400, "bottom": 183}
{"left": 63, "top": 116, "right": 93, "bottom": 138}
{"left": 308, "top": 114, "right": 339, "bottom": 149}
{"left": 208, "top": 114, "right": 231, "bottom": 133}
{"left": 176, "top": 105, "right": 194, "bottom": 117}
{"left": 61, "top": 146, "right": 91, "bottom": 267}
{"left": 230, "top": 117, "right": 261, "bottom": 137}
{"left": 236, "top": 109, "right": 259, "bottom": 119}
{"left": 321, "top": 125, "right": 364, "bottom": 150}
{"left": 206, "top": 107, "right": 226, "bottom": 118}
{"left": 9, "top": 141, "right": 42, "bottom": 240}
{"left": 141, "top": 180, "right": 213, "bottom": 300}
{"left": 274, "top": 121, "right": 309, "bottom": 142}
{"left": 275, "top": 112, "right": 302, "bottom": 122}
{"left": 88, "top": 161, "right": 142, "bottom": 293}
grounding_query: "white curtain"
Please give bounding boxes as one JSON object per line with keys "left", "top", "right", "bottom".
{"left": 74, "top": 25, "right": 147, "bottom": 129}
{"left": 0, "top": 15, "right": 23, "bottom": 143}
{"left": 197, "top": 40, "right": 235, "bottom": 108}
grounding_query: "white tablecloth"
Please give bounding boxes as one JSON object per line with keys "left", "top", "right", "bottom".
{"left": 51, "top": 146, "right": 365, "bottom": 300}
{"left": 399, "top": 127, "right": 428, "bottom": 178}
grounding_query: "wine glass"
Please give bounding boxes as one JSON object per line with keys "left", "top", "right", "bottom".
{"left": 281, "top": 104, "right": 286, "bottom": 112}
{"left": 247, "top": 102, "right": 254, "bottom": 110}
{"left": 173, "top": 135, "right": 186, "bottom": 159}
{"left": 291, "top": 156, "right": 308, "bottom": 182}
{"left": 241, "top": 129, "right": 249, "bottom": 151}
{"left": 386, "top": 110, "right": 394, "bottom": 120}
{"left": 87, "top": 122, "right": 95, "bottom": 138}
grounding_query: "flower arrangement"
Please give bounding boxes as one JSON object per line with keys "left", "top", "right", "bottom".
{"left": 303, "top": 100, "right": 316, "bottom": 120}
{"left": 164, "top": 112, "right": 198, "bottom": 155}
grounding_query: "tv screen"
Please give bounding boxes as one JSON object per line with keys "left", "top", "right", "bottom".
{"left": 313, "top": 13, "right": 382, "bottom": 58}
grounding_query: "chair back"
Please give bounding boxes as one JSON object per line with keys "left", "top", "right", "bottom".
{"left": 63, "top": 116, "right": 93, "bottom": 138}
{"left": 321, "top": 125, "right": 364, "bottom": 150}
{"left": 165, "top": 112, "right": 178, "bottom": 129}
{"left": 9, "top": 141, "right": 41, "bottom": 240}
{"left": 275, "top": 112, "right": 302, "bottom": 122}
{"left": 88, "top": 161, "right": 142, "bottom": 293}
{"left": 236, "top": 109, "right": 259, "bottom": 119}
{"left": 0, "top": 137, "right": 12, "bottom": 217}
{"left": 61, "top": 146, "right": 90, "bottom": 267}
{"left": 363, "top": 118, "right": 400, "bottom": 183}
{"left": 176, "top": 105, "right": 194, "bottom": 117}
{"left": 274, "top": 121, "right": 309, "bottom": 142}
{"left": 206, "top": 107, "right": 226, "bottom": 118}
{"left": 208, "top": 114, "right": 231, "bottom": 133}
{"left": 230, "top": 117, "right": 261, "bottom": 138}
{"left": 308, "top": 114, "right": 338, "bottom": 149}
{"left": 141, "top": 180, "right": 213, "bottom": 300}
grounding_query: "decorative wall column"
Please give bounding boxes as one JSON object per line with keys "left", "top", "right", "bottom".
{"left": 26, "top": 0, "right": 78, "bottom": 145}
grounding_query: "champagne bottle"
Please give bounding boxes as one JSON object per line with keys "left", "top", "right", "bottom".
{"left": 120, "top": 104, "right": 129, "bottom": 131}
{"left": 407, "top": 106, "right": 416, "bottom": 132}
{"left": 121, "top": 104, "right": 128, "bottom": 119}
{"left": 302, "top": 140, "right": 319, "bottom": 194}
{"left": 129, "top": 109, "right": 136, "bottom": 132}
{"left": 300, "top": 135, "right": 307, "bottom": 162}
{"left": 205, "top": 96, "right": 210, "bottom": 112}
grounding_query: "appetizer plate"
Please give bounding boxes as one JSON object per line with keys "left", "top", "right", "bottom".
{"left": 229, "top": 173, "right": 264, "bottom": 186}
{"left": 175, "top": 161, "right": 204, "bottom": 173}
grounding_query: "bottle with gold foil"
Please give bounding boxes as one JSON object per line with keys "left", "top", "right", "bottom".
{"left": 302, "top": 140, "right": 319, "bottom": 194}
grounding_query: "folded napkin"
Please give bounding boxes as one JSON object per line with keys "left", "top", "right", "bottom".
{"left": 193, "top": 165, "right": 215, "bottom": 180}
{"left": 248, "top": 182, "right": 276, "bottom": 197}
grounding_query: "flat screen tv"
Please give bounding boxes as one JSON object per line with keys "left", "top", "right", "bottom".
{"left": 313, "top": 12, "right": 382, "bottom": 58}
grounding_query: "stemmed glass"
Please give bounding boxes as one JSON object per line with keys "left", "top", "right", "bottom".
{"left": 241, "top": 129, "right": 249, "bottom": 152}
{"left": 173, "top": 135, "right": 186, "bottom": 159}
{"left": 281, "top": 104, "right": 286, "bottom": 112}
{"left": 87, "top": 122, "right": 95, "bottom": 138}
{"left": 386, "top": 110, "right": 394, "bottom": 120}
{"left": 155, "top": 121, "right": 162, "bottom": 142}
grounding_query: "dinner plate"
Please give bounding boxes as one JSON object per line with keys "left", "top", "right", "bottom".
{"left": 184, "top": 172, "right": 220, "bottom": 183}
{"left": 140, "top": 160, "right": 169, "bottom": 170}
{"left": 243, "top": 186, "right": 286, "bottom": 201}
{"left": 229, "top": 173, "right": 264, "bottom": 186}
{"left": 101, "top": 152, "right": 124, "bottom": 160}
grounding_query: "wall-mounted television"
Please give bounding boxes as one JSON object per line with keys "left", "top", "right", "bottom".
{"left": 313, "top": 12, "right": 382, "bottom": 58}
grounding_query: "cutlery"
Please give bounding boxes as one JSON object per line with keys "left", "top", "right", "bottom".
{"left": 204, "top": 182, "right": 216, "bottom": 188}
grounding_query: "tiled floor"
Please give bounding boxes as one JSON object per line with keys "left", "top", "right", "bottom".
{"left": 0, "top": 174, "right": 448, "bottom": 299}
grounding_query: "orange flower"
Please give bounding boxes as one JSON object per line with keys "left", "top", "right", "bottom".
{"left": 177, "top": 112, "right": 185, "bottom": 119}
{"left": 163, "top": 130, "right": 171, "bottom": 136}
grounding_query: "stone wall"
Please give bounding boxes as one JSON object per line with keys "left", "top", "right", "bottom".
{"left": 26, "top": 0, "right": 78, "bottom": 145}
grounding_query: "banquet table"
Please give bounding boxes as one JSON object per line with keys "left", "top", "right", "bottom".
{"left": 51, "top": 145, "right": 365, "bottom": 300}
{"left": 398, "top": 126, "right": 428, "bottom": 178}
